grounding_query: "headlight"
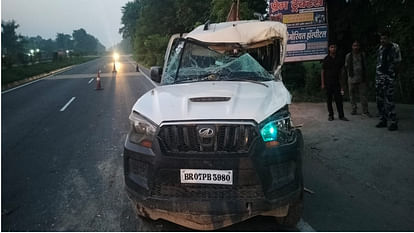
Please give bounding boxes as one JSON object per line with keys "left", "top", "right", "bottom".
{"left": 113, "top": 52, "right": 120, "bottom": 61}
{"left": 128, "top": 111, "right": 157, "bottom": 148}
{"left": 259, "top": 105, "right": 294, "bottom": 147}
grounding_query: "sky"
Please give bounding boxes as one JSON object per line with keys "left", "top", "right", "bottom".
{"left": 1, "top": 0, "right": 131, "bottom": 49}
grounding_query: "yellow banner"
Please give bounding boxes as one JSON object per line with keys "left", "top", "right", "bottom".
{"left": 283, "top": 13, "right": 314, "bottom": 24}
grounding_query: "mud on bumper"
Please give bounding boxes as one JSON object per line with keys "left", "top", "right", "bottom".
{"left": 123, "top": 130, "right": 304, "bottom": 230}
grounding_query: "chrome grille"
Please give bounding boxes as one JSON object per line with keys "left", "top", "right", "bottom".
{"left": 151, "top": 184, "right": 264, "bottom": 199}
{"left": 158, "top": 123, "right": 258, "bottom": 154}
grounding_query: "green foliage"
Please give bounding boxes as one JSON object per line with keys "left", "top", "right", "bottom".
{"left": 120, "top": 0, "right": 213, "bottom": 66}
{"left": 119, "top": 1, "right": 142, "bottom": 39}
{"left": 72, "top": 28, "right": 105, "bottom": 55}
{"left": 210, "top": 0, "right": 267, "bottom": 22}
{"left": 175, "top": 0, "right": 212, "bottom": 31}
{"left": 136, "top": 34, "right": 169, "bottom": 66}
{"left": 210, "top": 0, "right": 233, "bottom": 22}
{"left": 282, "top": 62, "right": 326, "bottom": 102}
{"left": 56, "top": 33, "right": 73, "bottom": 50}
{"left": 2, "top": 20, "right": 105, "bottom": 68}
{"left": 1, "top": 20, "right": 25, "bottom": 67}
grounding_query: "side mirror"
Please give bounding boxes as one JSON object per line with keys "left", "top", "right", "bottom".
{"left": 150, "top": 66, "right": 162, "bottom": 83}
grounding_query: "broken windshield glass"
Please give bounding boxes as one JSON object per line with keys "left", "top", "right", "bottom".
{"left": 162, "top": 40, "right": 275, "bottom": 85}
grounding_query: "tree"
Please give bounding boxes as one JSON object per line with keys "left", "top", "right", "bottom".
{"left": 210, "top": 0, "right": 267, "bottom": 22}
{"left": 56, "top": 33, "right": 73, "bottom": 51}
{"left": 72, "top": 28, "right": 105, "bottom": 55}
{"left": 175, "top": 0, "right": 212, "bottom": 32}
{"left": 119, "top": 0, "right": 142, "bottom": 40}
{"left": 120, "top": 0, "right": 213, "bottom": 66}
{"left": 1, "top": 20, "right": 25, "bottom": 67}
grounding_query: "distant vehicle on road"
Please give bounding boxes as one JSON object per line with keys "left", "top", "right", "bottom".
{"left": 123, "top": 20, "right": 304, "bottom": 230}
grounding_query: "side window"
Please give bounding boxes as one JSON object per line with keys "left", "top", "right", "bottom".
{"left": 162, "top": 40, "right": 185, "bottom": 85}
{"left": 247, "top": 40, "right": 280, "bottom": 72}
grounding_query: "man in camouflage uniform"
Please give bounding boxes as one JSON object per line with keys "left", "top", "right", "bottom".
{"left": 375, "top": 31, "right": 402, "bottom": 131}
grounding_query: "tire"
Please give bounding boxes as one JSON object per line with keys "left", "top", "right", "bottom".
{"left": 275, "top": 129, "right": 305, "bottom": 227}
{"left": 275, "top": 199, "right": 303, "bottom": 227}
{"left": 136, "top": 215, "right": 158, "bottom": 231}
{"left": 132, "top": 203, "right": 158, "bottom": 231}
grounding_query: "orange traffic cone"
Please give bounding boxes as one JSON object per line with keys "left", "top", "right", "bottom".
{"left": 96, "top": 70, "right": 103, "bottom": 90}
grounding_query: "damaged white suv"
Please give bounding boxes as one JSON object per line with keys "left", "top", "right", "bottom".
{"left": 124, "top": 20, "right": 304, "bottom": 230}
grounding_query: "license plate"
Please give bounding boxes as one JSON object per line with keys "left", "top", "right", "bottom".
{"left": 180, "top": 169, "right": 233, "bottom": 185}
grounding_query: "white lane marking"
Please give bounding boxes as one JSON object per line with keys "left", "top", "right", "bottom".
{"left": 297, "top": 218, "right": 316, "bottom": 232}
{"left": 2, "top": 78, "right": 45, "bottom": 94}
{"left": 88, "top": 78, "right": 94, "bottom": 84}
{"left": 60, "top": 97, "right": 76, "bottom": 112}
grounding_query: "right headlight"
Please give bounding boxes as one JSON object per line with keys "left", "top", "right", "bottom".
{"left": 128, "top": 111, "right": 157, "bottom": 148}
{"left": 259, "top": 105, "right": 295, "bottom": 147}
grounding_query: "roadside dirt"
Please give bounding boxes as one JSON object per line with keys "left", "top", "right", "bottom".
{"left": 291, "top": 102, "right": 414, "bottom": 231}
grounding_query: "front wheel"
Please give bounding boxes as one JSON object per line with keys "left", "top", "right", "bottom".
{"left": 275, "top": 199, "right": 303, "bottom": 227}
{"left": 132, "top": 203, "right": 159, "bottom": 231}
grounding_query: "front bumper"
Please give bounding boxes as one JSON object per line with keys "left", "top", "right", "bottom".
{"left": 123, "top": 129, "right": 304, "bottom": 230}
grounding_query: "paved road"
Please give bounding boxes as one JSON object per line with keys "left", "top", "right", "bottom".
{"left": 2, "top": 55, "right": 414, "bottom": 231}
{"left": 294, "top": 102, "right": 414, "bottom": 231}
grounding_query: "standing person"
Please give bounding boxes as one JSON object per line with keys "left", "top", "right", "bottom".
{"left": 375, "top": 31, "right": 402, "bottom": 131}
{"left": 321, "top": 43, "right": 349, "bottom": 121}
{"left": 344, "top": 40, "right": 371, "bottom": 117}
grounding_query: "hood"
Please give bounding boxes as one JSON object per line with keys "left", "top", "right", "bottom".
{"left": 132, "top": 81, "right": 291, "bottom": 126}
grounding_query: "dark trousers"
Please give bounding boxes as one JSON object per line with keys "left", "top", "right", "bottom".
{"left": 326, "top": 85, "right": 344, "bottom": 118}
{"left": 348, "top": 81, "right": 369, "bottom": 113}
{"left": 376, "top": 74, "right": 397, "bottom": 123}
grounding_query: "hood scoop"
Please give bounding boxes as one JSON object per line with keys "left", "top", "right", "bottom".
{"left": 190, "top": 97, "right": 231, "bottom": 102}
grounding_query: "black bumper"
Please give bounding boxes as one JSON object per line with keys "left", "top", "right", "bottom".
{"left": 123, "top": 129, "right": 303, "bottom": 229}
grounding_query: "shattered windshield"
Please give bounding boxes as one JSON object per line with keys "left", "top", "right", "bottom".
{"left": 162, "top": 40, "right": 275, "bottom": 85}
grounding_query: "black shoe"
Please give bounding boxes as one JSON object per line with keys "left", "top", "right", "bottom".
{"left": 351, "top": 110, "right": 357, "bottom": 115}
{"left": 362, "top": 112, "right": 372, "bottom": 118}
{"left": 339, "top": 117, "right": 349, "bottom": 121}
{"left": 388, "top": 123, "right": 398, "bottom": 131}
{"left": 376, "top": 121, "right": 387, "bottom": 128}
{"left": 328, "top": 116, "right": 334, "bottom": 121}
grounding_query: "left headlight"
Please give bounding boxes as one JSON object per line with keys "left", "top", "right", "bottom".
{"left": 259, "top": 105, "right": 295, "bottom": 147}
{"left": 128, "top": 111, "right": 157, "bottom": 148}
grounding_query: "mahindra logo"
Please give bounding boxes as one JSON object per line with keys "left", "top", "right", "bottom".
{"left": 198, "top": 127, "right": 215, "bottom": 138}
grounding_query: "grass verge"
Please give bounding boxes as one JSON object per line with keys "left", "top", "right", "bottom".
{"left": 1, "top": 56, "right": 99, "bottom": 85}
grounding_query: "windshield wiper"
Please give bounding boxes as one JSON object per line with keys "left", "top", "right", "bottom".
{"left": 174, "top": 79, "right": 196, "bottom": 84}
{"left": 226, "top": 78, "right": 269, "bottom": 87}
{"left": 175, "top": 74, "right": 219, "bottom": 84}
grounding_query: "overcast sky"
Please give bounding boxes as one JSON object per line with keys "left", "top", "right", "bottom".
{"left": 1, "top": 0, "right": 131, "bottom": 49}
